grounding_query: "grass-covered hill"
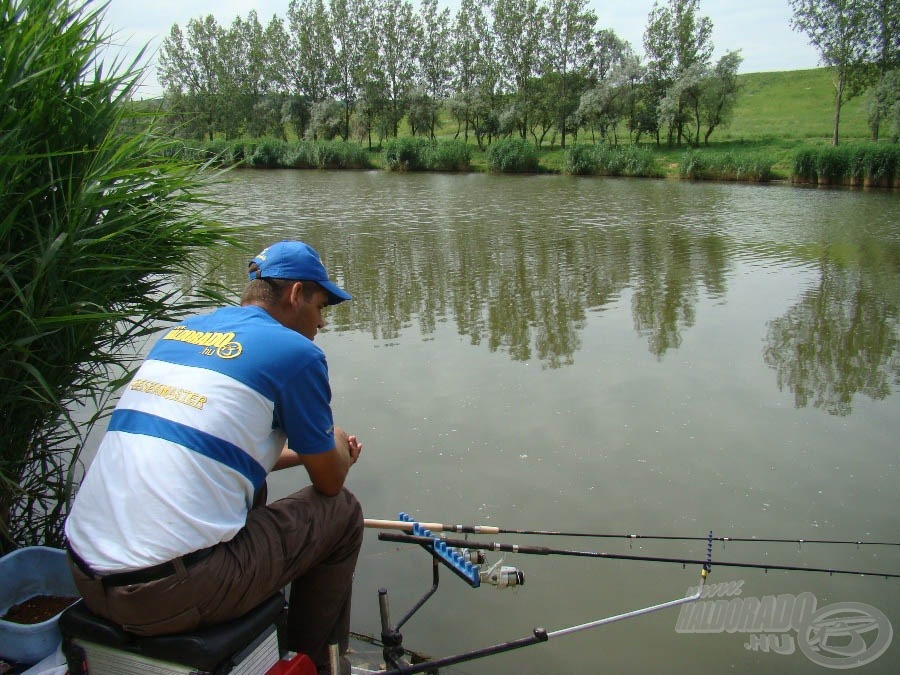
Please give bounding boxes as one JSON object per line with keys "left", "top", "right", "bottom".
{"left": 723, "top": 68, "right": 869, "bottom": 144}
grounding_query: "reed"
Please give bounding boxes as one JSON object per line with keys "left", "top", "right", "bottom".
{"left": 790, "top": 144, "right": 900, "bottom": 186}
{"left": 0, "top": 0, "right": 235, "bottom": 551}
{"left": 679, "top": 150, "right": 774, "bottom": 182}
{"left": 382, "top": 138, "right": 472, "bottom": 172}
{"left": 565, "top": 145, "right": 663, "bottom": 178}
{"left": 487, "top": 137, "right": 541, "bottom": 173}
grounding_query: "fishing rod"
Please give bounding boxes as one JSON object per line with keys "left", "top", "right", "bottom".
{"left": 372, "top": 524, "right": 714, "bottom": 675}
{"left": 365, "top": 516, "right": 899, "bottom": 547}
{"left": 378, "top": 532, "right": 900, "bottom": 579}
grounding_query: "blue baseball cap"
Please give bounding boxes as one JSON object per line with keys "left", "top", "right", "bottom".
{"left": 249, "top": 240, "right": 352, "bottom": 305}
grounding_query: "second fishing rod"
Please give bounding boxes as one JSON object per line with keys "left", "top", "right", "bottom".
{"left": 377, "top": 532, "right": 900, "bottom": 579}
{"left": 365, "top": 515, "right": 900, "bottom": 547}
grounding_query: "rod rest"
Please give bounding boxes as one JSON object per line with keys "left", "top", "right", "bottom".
{"left": 59, "top": 593, "right": 286, "bottom": 672}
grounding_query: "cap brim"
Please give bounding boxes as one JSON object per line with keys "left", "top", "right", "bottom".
{"left": 320, "top": 280, "right": 352, "bottom": 305}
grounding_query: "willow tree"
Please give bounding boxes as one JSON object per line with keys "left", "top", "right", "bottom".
{"left": 790, "top": 0, "right": 873, "bottom": 145}
{"left": 0, "top": 0, "right": 234, "bottom": 552}
{"left": 643, "top": 0, "right": 714, "bottom": 145}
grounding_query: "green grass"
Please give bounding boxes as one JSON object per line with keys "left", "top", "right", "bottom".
{"left": 437, "top": 67, "right": 876, "bottom": 178}
{"left": 721, "top": 69, "right": 870, "bottom": 143}
{"left": 170, "top": 66, "right": 883, "bottom": 181}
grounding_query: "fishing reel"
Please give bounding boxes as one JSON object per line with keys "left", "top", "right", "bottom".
{"left": 457, "top": 547, "right": 486, "bottom": 565}
{"left": 479, "top": 558, "right": 525, "bottom": 588}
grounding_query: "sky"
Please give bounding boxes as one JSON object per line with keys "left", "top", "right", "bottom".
{"left": 100, "top": 0, "right": 823, "bottom": 99}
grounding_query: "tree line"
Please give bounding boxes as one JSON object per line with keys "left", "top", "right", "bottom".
{"left": 158, "top": 0, "right": 744, "bottom": 149}
{"left": 158, "top": 0, "right": 899, "bottom": 149}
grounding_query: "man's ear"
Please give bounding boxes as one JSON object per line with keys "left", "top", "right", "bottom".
{"left": 287, "top": 280, "right": 304, "bottom": 307}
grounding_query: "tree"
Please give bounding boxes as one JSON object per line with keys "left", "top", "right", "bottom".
{"left": 643, "top": 0, "right": 713, "bottom": 145}
{"left": 288, "top": 0, "right": 336, "bottom": 114}
{"left": 790, "top": 0, "right": 873, "bottom": 145}
{"left": 592, "top": 29, "right": 631, "bottom": 83}
{"left": 658, "top": 63, "right": 704, "bottom": 146}
{"left": 870, "top": 0, "right": 900, "bottom": 74}
{"left": 375, "top": 0, "right": 421, "bottom": 137}
{"left": 472, "top": 0, "right": 503, "bottom": 148}
{"left": 658, "top": 50, "right": 742, "bottom": 147}
{"left": 330, "top": 0, "right": 368, "bottom": 140}
{"left": 159, "top": 16, "right": 225, "bottom": 140}
{"left": 699, "top": 50, "right": 743, "bottom": 145}
{"left": 219, "top": 11, "right": 270, "bottom": 139}
{"left": 263, "top": 15, "right": 291, "bottom": 98}
{"left": 418, "top": 0, "right": 453, "bottom": 138}
{"left": 355, "top": 0, "right": 389, "bottom": 147}
{"left": 407, "top": 87, "right": 438, "bottom": 136}
{"left": 544, "top": 0, "right": 596, "bottom": 148}
{"left": 616, "top": 52, "right": 648, "bottom": 142}
{"left": 306, "top": 100, "right": 346, "bottom": 139}
{"left": 492, "top": 0, "right": 546, "bottom": 139}
{"left": 866, "top": 69, "right": 900, "bottom": 141}
{"left": 867, "top": 0, "right": 900, "bottom": 139}
{"left": 576, "top": 78, "right": 623, "bottom": 143}
{"left": 450, "top": 0, "right": 483, "bottom": 142}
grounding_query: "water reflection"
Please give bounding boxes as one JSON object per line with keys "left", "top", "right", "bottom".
{"left": 211, "top": 171, "right": 899, "bottom": 413}
{"left": 765, "top": 258, "right": 900, "bottom": 416}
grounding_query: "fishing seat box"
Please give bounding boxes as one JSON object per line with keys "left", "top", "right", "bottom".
{"left": 59, "top": 592, "right": 297, "bottom": 674}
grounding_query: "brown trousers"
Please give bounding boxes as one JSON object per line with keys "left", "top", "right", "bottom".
{"left": 68, "top": 486, "right": 363, "bottom": 669}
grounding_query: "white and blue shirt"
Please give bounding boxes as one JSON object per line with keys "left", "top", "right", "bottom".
{"left": 66, "top": 305, "right": 336, "bottom": 572}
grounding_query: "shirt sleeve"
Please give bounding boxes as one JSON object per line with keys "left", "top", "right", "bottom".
{"left": 276, "top": 350, "right": 336, "bottom": 455}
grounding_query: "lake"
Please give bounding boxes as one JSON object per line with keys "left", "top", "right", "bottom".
{"left": 211, "top": 169, "right": 899, "bottom": 674}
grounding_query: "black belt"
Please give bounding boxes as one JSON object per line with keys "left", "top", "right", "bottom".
{"left": 67, "top": 543, "right": 215, "bottom": 587}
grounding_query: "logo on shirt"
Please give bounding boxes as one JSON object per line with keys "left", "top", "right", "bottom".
{"left": 163, "top": 327, "right": 243, "bottom": 359}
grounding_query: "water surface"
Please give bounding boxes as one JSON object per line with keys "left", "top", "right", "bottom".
{"left": 213, "top": 170, "right": 900, "bottom": 674}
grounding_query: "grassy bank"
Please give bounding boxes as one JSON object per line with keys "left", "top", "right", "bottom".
{"left": 168, "top": 66, "right": 895, "bottom": 185}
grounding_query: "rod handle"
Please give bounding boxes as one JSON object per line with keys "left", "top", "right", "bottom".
{"left": 364, "top": 518, "right": 501, "bottom": 535}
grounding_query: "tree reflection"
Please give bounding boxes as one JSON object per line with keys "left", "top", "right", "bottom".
{"left": 764, "top": 259, "right": 900, "bottom": 416}
{"left": 631, "top": 226, "right": 698, "bottom": 358}
{"left": 311, "top": 218, "right": 733, "bottom": 367}
{"left": 205, "top": 182, "right": 898, "bottom": 414}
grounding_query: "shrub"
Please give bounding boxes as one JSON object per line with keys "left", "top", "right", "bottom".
{"left": 680, "top": 150, "right": 772, "bottom": 182}
{"left": 425, "top": 139, "right": 472, "bottom": 171}
{"left": 487, "top": 137, "right": 540, "bottom": 173}
{"left": 383, "top": 137, "right": 431, "bottom": 171}
{"left": 566, "top": 145, "right": 661, "bottom": 177}
{"left": 617, "top": 146, "right": 661, "bottom": 177}
{"left": 313, "top": 141, "right": 371, "bottom": 170}
{"left": 792, "top": 148, "right": 818, "bottom": 183}
{"left": 863, "top": 145, "right": 898, "bottom": 183}
{"left": 565, "top": 144, "right": 599, "bottom": 175}
{"left": 815, "top": 146, "right": 849, "bottom": 183}
{"left": 792, "top": 144, "right": 900, "bottom": 185}
{"left": 679, "top": 150, "right": 707, "bottom": 179}
{"left": 249, "top": 138, "right": 288, "bottom": 168}
{"left": 382, "top": 138, "right": 470, "bottom": 172}
{"left": 845, "top": 145, "right": 867, "bottom": 181}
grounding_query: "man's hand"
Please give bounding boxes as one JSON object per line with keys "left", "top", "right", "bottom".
{"left": 302, "top": 426, "right": 363, "bottom": 496}
{"left": 346, "top": 433, "right": 363, "bottom": 465}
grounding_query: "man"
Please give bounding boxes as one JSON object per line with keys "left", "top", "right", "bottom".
{"left": 65, "top": 240, "right": 364, "bottom": 672}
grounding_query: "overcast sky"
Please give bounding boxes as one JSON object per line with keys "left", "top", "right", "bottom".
{"left": 100, "top": 0, "right": 823, "bottom": 99}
